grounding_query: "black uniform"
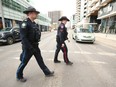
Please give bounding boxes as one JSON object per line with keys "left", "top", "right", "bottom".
{"left": 16, "top": 18, "right": 52, "bottom": 79}
{"left": 54, "top": 23, "right": 70, "bottom": 63}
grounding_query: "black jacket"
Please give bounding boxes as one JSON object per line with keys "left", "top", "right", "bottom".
{"left": 57, "top": 23, "right": 68, "bottom": 44}
{"left": 20, "top": 18, "right": 41, "bottom": 49}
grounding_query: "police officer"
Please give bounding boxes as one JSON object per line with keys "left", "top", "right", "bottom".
{"left": 16, "top": 6, "right": 54, "bottom": 82}
{"left": 54, "top": 16, "right": 73, "bottom": 65}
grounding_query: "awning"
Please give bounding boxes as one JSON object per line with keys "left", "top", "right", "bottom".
{"left": 97, "top": 11, "right": 116, "bottom": 19}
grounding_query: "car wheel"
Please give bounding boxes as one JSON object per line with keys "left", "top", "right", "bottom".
{"left": 91, "top": 42, "right": 94, "bottom": 44}
{"left": 7, "top": 37, "right": 14, "bottom": 45}
{"left": 0, "top": 43, "right": 2, "bottom": 45}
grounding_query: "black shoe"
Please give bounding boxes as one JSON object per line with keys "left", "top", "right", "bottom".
{"left": 17, "top": 77, "right": 27, "bottom": 82}
{"left": 54, "top": 60, "right": 61, "bottom": 63}
{"left": 45, "top": 71, "right": 54, "bottom": 77}
{"left": 66, "top": 61, "right": 73, "bottom": 65}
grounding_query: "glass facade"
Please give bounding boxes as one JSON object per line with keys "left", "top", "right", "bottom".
{"left": 2, "top": 0, "right": 26, "bottom": 12}
{"left": 1, "top": 0, "right": 51, "bottom": 23}
{"left": 2, "top": 0, "right": 50, "bottom": 21}
{"left": 100, "top": 16, "right": 116, "bottom": 34}
{"left": 98, "top": 1, "right": 116, "bottom": 34}
{"left": 0, "top": 0, "right": 51, "bottom": 31}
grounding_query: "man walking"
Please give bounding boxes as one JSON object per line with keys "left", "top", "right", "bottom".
{"left": 16, "top": 6, "right": 54, "bottom": 82}
{"left": 54, "top": 16, "right": 73, "bottom": 65}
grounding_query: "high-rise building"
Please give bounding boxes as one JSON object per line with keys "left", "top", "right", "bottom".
{"left": 76, "top": 0, "right": 88, "bottom": 24}
{"left": 48, "top": 11, "right": 62, "bottom": 29}
{"left": 83, "top": 0, "right": 88, "bottom": 18}
{"left": 80, "top": 0, "right": 89, "bottom": 22}
{"left": 48, "top": 11, "right": 62, "bottom": 24}
{"left": 70, "top": 14, "right": 77, "bottom": 28}
{"left": 76, "top": 0, "right": 81, "bottom": 23}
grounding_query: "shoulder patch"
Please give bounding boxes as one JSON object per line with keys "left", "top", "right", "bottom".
{"left": 59, "top": 24, "right": 64, "bottom": 32}
{"left": 59, "top": 23, "right": 65, "bottom": 29}
{"left": 21, "top": 22, "right": 26, "bottom": 29}
{"left": 24, "top": 19, "right": 27, "bottom": 22}
{"left": 60, "top": 24, "right": 64, "bottom": 29}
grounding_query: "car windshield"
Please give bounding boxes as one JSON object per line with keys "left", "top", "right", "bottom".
{"left": 0, "top": 28, "right": 12, "bottom": 31}
{"left": 78, "top": 28, "right": 92, "bottom": 33}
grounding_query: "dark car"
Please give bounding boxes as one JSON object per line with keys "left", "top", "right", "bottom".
{"left": 0, "top": 27, "right": 20, "bottom": 45}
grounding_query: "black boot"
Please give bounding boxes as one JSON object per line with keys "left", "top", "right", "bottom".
{"left": 44, "top": 68, "right": 54, "bottom": 77}
{"left": 66, "top": 61, "right": 73, "bottom": 65}
{"left": 54, "top": 60, "right": 61, "bottom": 63}
{"left": 45, "top": 71, "right": 54, "bottom": 77}
{"left": 17, "top": 77, "right": 27, "bottom": 82}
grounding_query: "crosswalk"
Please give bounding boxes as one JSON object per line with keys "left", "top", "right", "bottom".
{"left": 40, "top": 50, "right": 116, "bottom": 56}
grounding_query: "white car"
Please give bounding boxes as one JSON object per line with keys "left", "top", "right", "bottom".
{"left": 72, "top": 28, "right": 95, "bottom": 44}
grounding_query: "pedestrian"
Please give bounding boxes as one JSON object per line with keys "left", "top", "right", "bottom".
{"left": 54, "top": 16, "right": 73, "bottom": 65}
{"left": 16, "top": 6, "right": 54, "bottom": 82}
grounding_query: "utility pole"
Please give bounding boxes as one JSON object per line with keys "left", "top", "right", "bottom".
{"left": 0, "top": 0, "right": 5, "bottom": 28}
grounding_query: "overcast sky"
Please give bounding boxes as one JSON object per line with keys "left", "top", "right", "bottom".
{"left": 29, "top": 0, "right": 76, "bottom": 18}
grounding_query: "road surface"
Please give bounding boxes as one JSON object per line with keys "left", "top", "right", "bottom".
{"left": 0, "top": 30, "right": 116, "bottom": 87}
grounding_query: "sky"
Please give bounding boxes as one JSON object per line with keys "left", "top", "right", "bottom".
{"left": 29, "top": 0, "right": 76, "bottom": 18}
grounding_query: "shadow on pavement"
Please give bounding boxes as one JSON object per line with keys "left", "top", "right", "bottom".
{"left": 76, "top": 41, "right": 96, "bottom": 45}
{"left": 0, "top": 41, "right": 21, "bottom": 47}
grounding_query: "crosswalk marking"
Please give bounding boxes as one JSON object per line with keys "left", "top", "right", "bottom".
{"left": 41, "top": 50, "right": 116, "bottom": 56}
{"left": 12, "top": 50, "right": 116, "bottom": 60}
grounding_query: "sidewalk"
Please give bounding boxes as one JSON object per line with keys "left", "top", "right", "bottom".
{"left": 95, "top": 33, "right": 116, "bottom": 48}
{"left": 95, "top": 33, "right": 116, "bottom": 41}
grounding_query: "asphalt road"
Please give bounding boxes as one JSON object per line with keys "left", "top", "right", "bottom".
{"left": 0, "top": 30, "right": 116, "bottom": 87}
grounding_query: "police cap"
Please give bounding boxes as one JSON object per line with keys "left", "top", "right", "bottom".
{"left": 58, "top": 16, "right": 70, "bottom": 21}
{"left": 23, "top": 6, "right": 40, "bottom": 14}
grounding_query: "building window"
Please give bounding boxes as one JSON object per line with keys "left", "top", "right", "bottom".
{"left": 2, "top": 0, "right": 27, "bottom": 13}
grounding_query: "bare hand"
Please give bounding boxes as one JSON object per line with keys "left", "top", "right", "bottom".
{"left": 61, "top": 44, "right": 65, "bottom": 47}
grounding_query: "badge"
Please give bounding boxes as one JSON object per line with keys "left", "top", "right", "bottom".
{"left": 60, "top": 25, "right": 64, "bottom": 29}
{"left": 21, "top": 23, "right": 26, "bottom": 28}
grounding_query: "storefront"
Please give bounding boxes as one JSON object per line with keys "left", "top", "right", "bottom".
{"left": 0, "top": 18, "right": 12, "bottom": 29}
{"left": 98, "top": 1, "right": 116, "bottom": 34}
{"left": 89, "top": 15, "right": 101, "bottom": 32}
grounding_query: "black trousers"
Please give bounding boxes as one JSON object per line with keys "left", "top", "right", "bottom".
{"left": 16, "top": 44, "right": 50, "bottom": 79}
{"left": 54, "top": 42, "right": 69, "bottom": 63}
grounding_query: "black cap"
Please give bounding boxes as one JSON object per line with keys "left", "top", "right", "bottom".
{"left": 58, "top": 16, "right": 70, "bottom": 21}
{"left": 23, "top": 6, "right": 40, "bottom": 14}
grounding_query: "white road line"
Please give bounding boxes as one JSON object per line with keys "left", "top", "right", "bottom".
{"left": 41, "top": 50, "right": 116, "bottom": 56}
{"left": 13, "top": 57, "right": 20, "bottom": 60}
{"left": 97, "top": 52, "right": 116, "bottom": 56}
{"left": 12, "top": 50, "right": 116, "bottom": 60}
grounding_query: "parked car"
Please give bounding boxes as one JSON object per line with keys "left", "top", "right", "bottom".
{"left": 72, "top": 27, "right": 95, "bottom": 44}
{"left": 0, "top": 27, "right": 20, "bottom": 45}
